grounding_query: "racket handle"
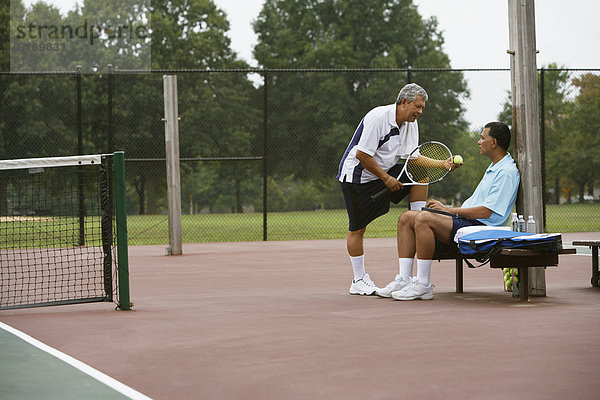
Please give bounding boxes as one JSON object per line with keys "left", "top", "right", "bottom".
{"left": 370, "top": 187, "right": 388, "bottom": 202}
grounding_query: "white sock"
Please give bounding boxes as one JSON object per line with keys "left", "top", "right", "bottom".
{"left": 350, "top": 255, "right": 366, "bottom": 280}
{"left": 399, "top": 258, "right": 414, "bottom": 282}
{"left": 416, "top": 259, "right": 432, "bottom": 285}
{"left": 410, "top": 201, "right": 426, "bottom": 211}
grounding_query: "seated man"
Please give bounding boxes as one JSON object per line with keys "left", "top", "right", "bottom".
{"left": 377, "top": 121, "right": 520, "bottom": 300}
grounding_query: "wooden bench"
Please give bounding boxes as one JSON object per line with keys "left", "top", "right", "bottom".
{"left": 572, "top": 240, "right": 600, "bottom": 287}
{"left": 433, "top": 245, "right": 577, "bottom": 301}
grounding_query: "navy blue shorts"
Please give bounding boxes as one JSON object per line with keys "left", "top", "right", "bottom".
{"left": 340, "top": 164, "right": 411, "bottom": 231}
{"left": 434, "top": 214, "right": 485, "bottom": 253}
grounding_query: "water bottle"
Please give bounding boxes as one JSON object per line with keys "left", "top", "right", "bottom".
{"left": 510, "top": 212, "right": 518, "bottom": 231}
{"left": 527, "top": 215, "right": 536, "bottom": 233}
{"left": 517, "top": 215, "right": 526, "bottom": 232}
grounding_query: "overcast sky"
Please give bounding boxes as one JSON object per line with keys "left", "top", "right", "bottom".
{"left": 215, "top": 0, "right": 600, "bottom": 70}
{"left": 21, "top": 0, "right": 600, "bottom": 128}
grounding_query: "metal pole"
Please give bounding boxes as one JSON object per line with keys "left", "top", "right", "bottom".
{"left": 263, "top": 71, "right": 269, "bottom": 241}
{"left": 113, "top": 151, "right": 131, "bottom": 310}
{"left": 540, "top": 67, "right": 547, "bottom": 232}
{"left": 107, "top": 64, "right": 114, "bottom": 152}
{"left": 76, "top": 66, "right": 85, "bottom": 246}
{"left": 76, "top": 65, "right": 83, "bottom": 155}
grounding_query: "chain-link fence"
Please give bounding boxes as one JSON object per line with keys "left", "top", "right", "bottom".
{"left": 1, "top": 68, "right": 598, "bottom": 244}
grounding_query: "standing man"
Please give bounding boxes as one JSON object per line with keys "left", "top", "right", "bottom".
{"left": 338, "top": 83, "right": 429, "bottom": 295}
{"left": 384, "top": 122, "right": 520, "bottom": 300}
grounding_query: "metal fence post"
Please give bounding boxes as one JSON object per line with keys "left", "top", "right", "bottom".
{"left": 263, "top": 70, "right": 269, "bottom": 241}
{"left": 107, "top": 64, "right": 114, "bottom": 152}
{"left": 540, "top": 67, "right": 546, "bottom": 231}
{"left": 76, "top": 66, "right": 85, "bottom": 246}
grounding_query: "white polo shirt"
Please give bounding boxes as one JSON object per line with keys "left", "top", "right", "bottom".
{"left": 337, "top": 103, "right": 419, "bottom": 184}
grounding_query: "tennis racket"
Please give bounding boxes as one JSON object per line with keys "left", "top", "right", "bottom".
{"left": 370, "top": 141, "right": 453, "bottom": 202}
{"left": 420, "top": 206, "right": 458, "bottom": 218}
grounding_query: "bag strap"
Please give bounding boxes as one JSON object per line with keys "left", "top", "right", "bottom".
{"left": 464, "top": 239, "right": 505, "bottom": 268}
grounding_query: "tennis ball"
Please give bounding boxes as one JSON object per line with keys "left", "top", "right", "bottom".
{"left": 453, "top": 155, "right": 463, "bottom": 164}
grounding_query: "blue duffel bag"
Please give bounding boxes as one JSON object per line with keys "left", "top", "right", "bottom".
{"left": 457, "top": 230, "right": 562, "bottom": 268}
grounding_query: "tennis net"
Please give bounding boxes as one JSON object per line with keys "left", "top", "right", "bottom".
{"left": 0, "top": 153, "right": 129, "bottom": 310}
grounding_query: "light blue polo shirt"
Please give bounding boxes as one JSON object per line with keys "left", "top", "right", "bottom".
{"left": 461, "top": 153, "right": 520, "bottom": 226}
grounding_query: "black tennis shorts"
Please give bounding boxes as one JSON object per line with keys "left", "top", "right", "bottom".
{"left": 340, "top": 163, "right": 411, "bottom": 231}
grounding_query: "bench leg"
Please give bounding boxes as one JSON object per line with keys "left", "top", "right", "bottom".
{"left": 592, "top": 246, "right": 599, "bottom": 288}
{"left": 518, "top": 266, "right": 529, "bottom": 301}
{"left": 456, "top": 258, "right": 463, "bottom": 293}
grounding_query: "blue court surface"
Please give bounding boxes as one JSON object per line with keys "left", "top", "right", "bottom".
{"left": 0, "top": 322, "right": 151, "bottom": 400}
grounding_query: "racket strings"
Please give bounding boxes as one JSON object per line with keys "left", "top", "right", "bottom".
{"left": 405, "top": 142, "right": 451, "bottom": 183}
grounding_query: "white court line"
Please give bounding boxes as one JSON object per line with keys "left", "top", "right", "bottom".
{"left": 0, "top": 321, "right": 152, "bottom": 400}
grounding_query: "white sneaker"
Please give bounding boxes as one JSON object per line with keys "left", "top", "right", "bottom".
{"left": 349, "top": 273, "right": 379, "bottom": 295}
{"left": 391, "top": 280, "right": 434, "bottom": 300}
{"left": 376, "top": 274, "right": 411, "bottom": 297}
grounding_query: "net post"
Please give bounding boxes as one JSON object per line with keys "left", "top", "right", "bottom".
{"left": 113, "top": 151, "right": 131, "bottom": 310}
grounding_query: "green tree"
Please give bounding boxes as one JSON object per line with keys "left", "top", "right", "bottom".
{"left": 497, "top": 64, "right": 573, "bottom": 204}
{"left": 540, "top": 67, "right": 573, "bottom": 204}
{"left": 150, "top": 0, "right": 234, "bottom": 69}
{"left": 0, "top": 0, "right": 12, "bottom": 72}
{"left": 108, "top": 0, "right": 261, "bottom": 214}
{"left": 1, "top": 1, "right": 78, "bottom": 160}
{"left": 2, "top": 0, "right": 262, "bottom": 215}
{"left": 562, "top": 73, "right": 600, "bottom": 202}
{"left": 252, "top": 0, "right": 469, "bottom": 206}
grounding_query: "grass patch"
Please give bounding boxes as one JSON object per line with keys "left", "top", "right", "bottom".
{"left": 126, "top": 203, "right": 599, "bottom": 245}
{"left": 2, "top": 204, "right": 598, "bottom": 247}
{"left": 125, "top": 207, "right": 407, "bottom": 245}
{"left": 545, "top": 203, "right": 600, "bottom": 232}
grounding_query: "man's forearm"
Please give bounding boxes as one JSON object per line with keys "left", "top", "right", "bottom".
{"left": 447, "top": 206, "right": 492, "bottom": 220}
{"left": 356, "top": 150, "right": 389, "bottom": 181}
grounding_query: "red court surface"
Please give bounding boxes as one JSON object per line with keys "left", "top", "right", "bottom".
{"left": 1, "top": 233, "right": 599, "bottom": 400}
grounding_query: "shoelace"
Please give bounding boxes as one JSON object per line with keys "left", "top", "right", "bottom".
{"left": 359, "top": 276, "right": 376, "bottom": 287}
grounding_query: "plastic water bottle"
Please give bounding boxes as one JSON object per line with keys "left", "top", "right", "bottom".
{"left": 510, "top": 212, "right": 518, "bottom": 231}
{"left": 527, "top": 215, "right": 536, "bottom": 233}
{"left": 517, "top": 215, "right": 526, "bottom": 232}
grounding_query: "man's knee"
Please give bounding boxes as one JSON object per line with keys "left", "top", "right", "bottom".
{"left": 414, "top": 210, "right": 436, "bottom": 229}
{"left": 398, "top": 210, "right": 418, "bottom": 227}
{"left": 414, "top": 212, "right": 453, "bottom": 243}
{"left": 348, "top": 227, "right": 366, "bottom": 238}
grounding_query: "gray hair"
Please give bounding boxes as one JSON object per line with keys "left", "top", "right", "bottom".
{"left": 396, "top": 83, "right": 428, "bottom": 104}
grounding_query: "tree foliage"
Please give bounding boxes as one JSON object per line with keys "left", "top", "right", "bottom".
{"left": 1, "top": 0, "right": 261, "bottom": 214}
{"left": 4, "top": 0, "right": 595, "bottom": 219}
{"left": 252, "top": 0, "right": 470, "bottom": 205}
{"left": 562, "top": 73, "right": 600, "bottom": 201}
{"left": 498, "top": 65, "right": 600, "bottom": 204}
